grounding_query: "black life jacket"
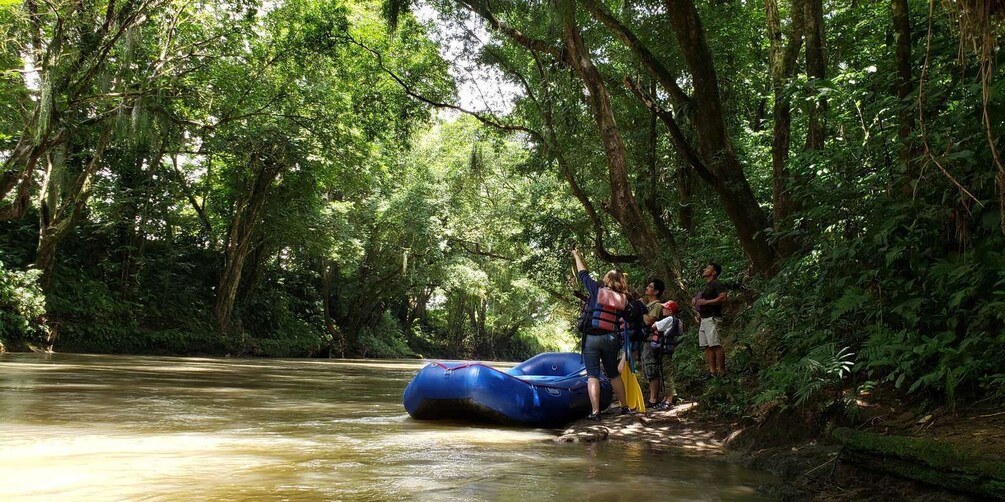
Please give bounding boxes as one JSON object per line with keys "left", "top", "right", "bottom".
{"left": 624, "top": 299, "right": 648, "bottom": 343}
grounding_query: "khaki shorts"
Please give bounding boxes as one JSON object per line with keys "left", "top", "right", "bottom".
{"left": 639, "top": 346, "right": 675, "bottom": 399}
{"left": 698, "top": 317, "right": 722, "bottom": 347}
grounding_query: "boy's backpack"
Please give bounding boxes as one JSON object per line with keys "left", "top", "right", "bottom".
{"left": 649, "top": 316, "right": 682, "bottom": 354}
{"left": 624, "top": 299, "right": 648, "bottom": 343}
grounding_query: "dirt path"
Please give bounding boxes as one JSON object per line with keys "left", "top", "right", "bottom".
{"left": 554, "top": 402, "right": 730, "bottom": 455}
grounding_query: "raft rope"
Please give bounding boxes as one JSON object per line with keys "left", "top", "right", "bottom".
{"left": 426, "top": 361, "right": 588, "bottom": 391}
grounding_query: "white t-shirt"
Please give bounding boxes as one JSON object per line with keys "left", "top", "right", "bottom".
{"left": 654, "top": 315, "right": 678, "bottom": 333}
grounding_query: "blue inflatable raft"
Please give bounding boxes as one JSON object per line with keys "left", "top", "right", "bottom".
{"left": 402, "top": 352, "right": 613, "bottom": 427}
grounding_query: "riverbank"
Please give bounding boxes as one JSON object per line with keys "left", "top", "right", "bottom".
{"left": 556, "top": 400, "right": 1003, "bottom": 500}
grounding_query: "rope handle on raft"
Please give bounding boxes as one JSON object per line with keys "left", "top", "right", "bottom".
{"left": 425, "top": 361, "right": 588, "bottom": 391}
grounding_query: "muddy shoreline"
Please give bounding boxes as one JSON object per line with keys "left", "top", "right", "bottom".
{"left": 554, "top": 402, "right": 983, "bottom": 501}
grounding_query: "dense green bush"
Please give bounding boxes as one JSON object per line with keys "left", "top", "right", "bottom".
{"left": 357, "top": 311, "right": 413, "bottom": 358}
{"left": 0, "top": 259, "right": 48, "bottom": 351}
{"left": 46, "top": 271, "right": 142, "bottom": 353}
{"left": 743, "top": 192, "right": 1005, "bottom": 411}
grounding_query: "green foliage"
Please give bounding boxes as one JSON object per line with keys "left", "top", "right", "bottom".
{"left": 240, "top": 275, "right": 327, "bottom": 358}
{"left": 748, "top": 191, "right": 1005, "bottom": 410}
{"left": 357, "top": 311, "right": 413, "bottom": 358}
{"left": 45, "top": 272, "right": 140, "bottom": 353}
{"left": 0, "top": 259, "right": 48, "bottom": 349}
{"left": 792, "top": 344, "right": 855, "bottom": 407}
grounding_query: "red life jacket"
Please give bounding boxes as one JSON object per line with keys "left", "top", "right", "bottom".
{"left": 586, "top": 288, "right": 627, "bottom": 334}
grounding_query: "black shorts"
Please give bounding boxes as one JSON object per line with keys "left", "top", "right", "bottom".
{"left": 582, "top": 332, "right": 620, "bottom": 378}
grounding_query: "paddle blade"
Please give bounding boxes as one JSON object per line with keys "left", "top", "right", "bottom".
{"left": 620, "top": 363, "right": 646, "bottom": 412}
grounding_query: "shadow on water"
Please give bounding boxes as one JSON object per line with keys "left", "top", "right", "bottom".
{"left": 0, "top": 353, "right": 775, "bottom": 500}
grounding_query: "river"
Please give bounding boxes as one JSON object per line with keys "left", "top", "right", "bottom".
{"left": 0, "top": 353, "right": 774, "bottom": 500}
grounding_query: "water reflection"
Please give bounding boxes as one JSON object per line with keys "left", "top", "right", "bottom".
{"left": 0, "top": 353, "right": 773, "bottom": 500}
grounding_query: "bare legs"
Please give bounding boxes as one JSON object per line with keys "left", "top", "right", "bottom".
{"left": 588, "top": 376, "right": 628, "bottom": 414}
{"left": 704, "top": 346, "right": 726, "bottom": 376}
{"left": 588, "top": 377, "right": 601, "bottom": 414}
{"left": 612, "top": 376, "right": 627, "bottom": 409}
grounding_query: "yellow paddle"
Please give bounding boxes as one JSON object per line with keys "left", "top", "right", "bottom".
{"left": 618, "top": 353, "right": 646, "bottom": 412}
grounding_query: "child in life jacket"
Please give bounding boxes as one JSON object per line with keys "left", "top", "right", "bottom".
{"left": 648, "top": 300, "right": 681, "bottom": 410}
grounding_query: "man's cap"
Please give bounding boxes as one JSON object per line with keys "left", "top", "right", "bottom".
{"left": 662, "top": 300, "right": 679, "bottom": 315}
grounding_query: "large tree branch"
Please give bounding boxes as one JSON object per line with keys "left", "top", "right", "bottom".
{"left": 519, "top": 50, "right": 635, "bottom": 263}
{"left": 582, "top": 0, "right": 691, "bottom": 107}
{"left": 557, "top": 0, "right": 672, "bottom": 281}
{"left": 46, "top": 126, "right": 112, "bottom": 242}
{"left": 642, "top": 79, "right": 681, "bottom": 269}
{"left": 170, "top": 154, "right": 213, "bottom": 236}
{"left": 624, "top": 76, "right": 715, "bottom": 185}
{"left": 447, "top": 237, "right": 514, "bottom": 261}
{"left": 489, "top": 48, "right": 637, "bottom": 264}
{"left": 347, "top": 36, "right": 538, "bottom": 137}
{"left": 455, "top": 0, "right": 569, "bottom": 64}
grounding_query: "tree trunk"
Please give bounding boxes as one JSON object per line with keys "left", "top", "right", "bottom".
{"left": 642, "top": 94, "right": 685, "bottom": 289}
{"left": 803, "top": 0, "right": 827, "bottom": 151}
{"left": 213, "top": 155, "right": 281, "bottom": 334}
{"left": 556, "top": 0, "right": 676, "bottom": 286}
{"left": 236, "top": 236, "right": 267, "bottom": 304}
{"left": 119, "top": 146, "right": 163, "bottom": 297}
{"left": 321, "top": 258, "right": 346, "bottom": 357}
{"left": 476, "top": 298, "right": 487, "bottom": 357}
{"left": 676, "top": 159, "right": 695, "bottom": 234}
{"left": 531, "top": 59, "right": 637, "bottom": 265}
{"left": 405, "top": 284, "right": 433, "bottom": 342}
{"left": 662, "top": 0, "right": 780, "bottom": 275}
{"left": 0, "top": 146, "right": 40, "bottom": 221}
{"left": 34, "top": 129, "right": 111, "bottom": 289}
{"left": 999, "top": 172, "right": 1005, "bottom": 238}
{"left": 891, "top": 0, "right": 916, "bottom": 195}
{"left": 767, "top": 0, "right": 805, "bottom": 256}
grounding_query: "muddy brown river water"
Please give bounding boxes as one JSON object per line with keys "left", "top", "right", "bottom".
{"left": 0, "top": 353, "right": 775, "bottom": 500}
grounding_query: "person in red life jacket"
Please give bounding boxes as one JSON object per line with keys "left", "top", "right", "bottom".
{"left": 571, "top": 247, "right": 630, "bottom": 421}
{"left": 650, "top": 300, "right": 682, "bottom": 410}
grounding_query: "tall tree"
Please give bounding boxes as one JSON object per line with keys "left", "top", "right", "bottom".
{"left": 554, "top": 0, "right": 676, "bottom": 287}
{"left": 213, "top": 138, "right": 292, "bottom": 333}
{"left": 660, "top": 0, "right": 781, "bottom": 273}
{"left": 803, "top": 0, "right": 827, "bottom": 151}
{"left": 890, "top": 0, "right": 915, "bottom": 195}
{"left": 765, "top": 0, "right": 805, "bottom": 248}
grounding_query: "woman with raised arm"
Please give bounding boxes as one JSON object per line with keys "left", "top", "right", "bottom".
{"left": 571, "top": 247, "right": 630, "bottom": 421}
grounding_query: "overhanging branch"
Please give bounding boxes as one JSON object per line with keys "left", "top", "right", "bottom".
{"left": 624, "top": 76, "right": 716, "bottom": 186}
{"left": 348, "top": 35, "right": 539, "bottom": 137}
